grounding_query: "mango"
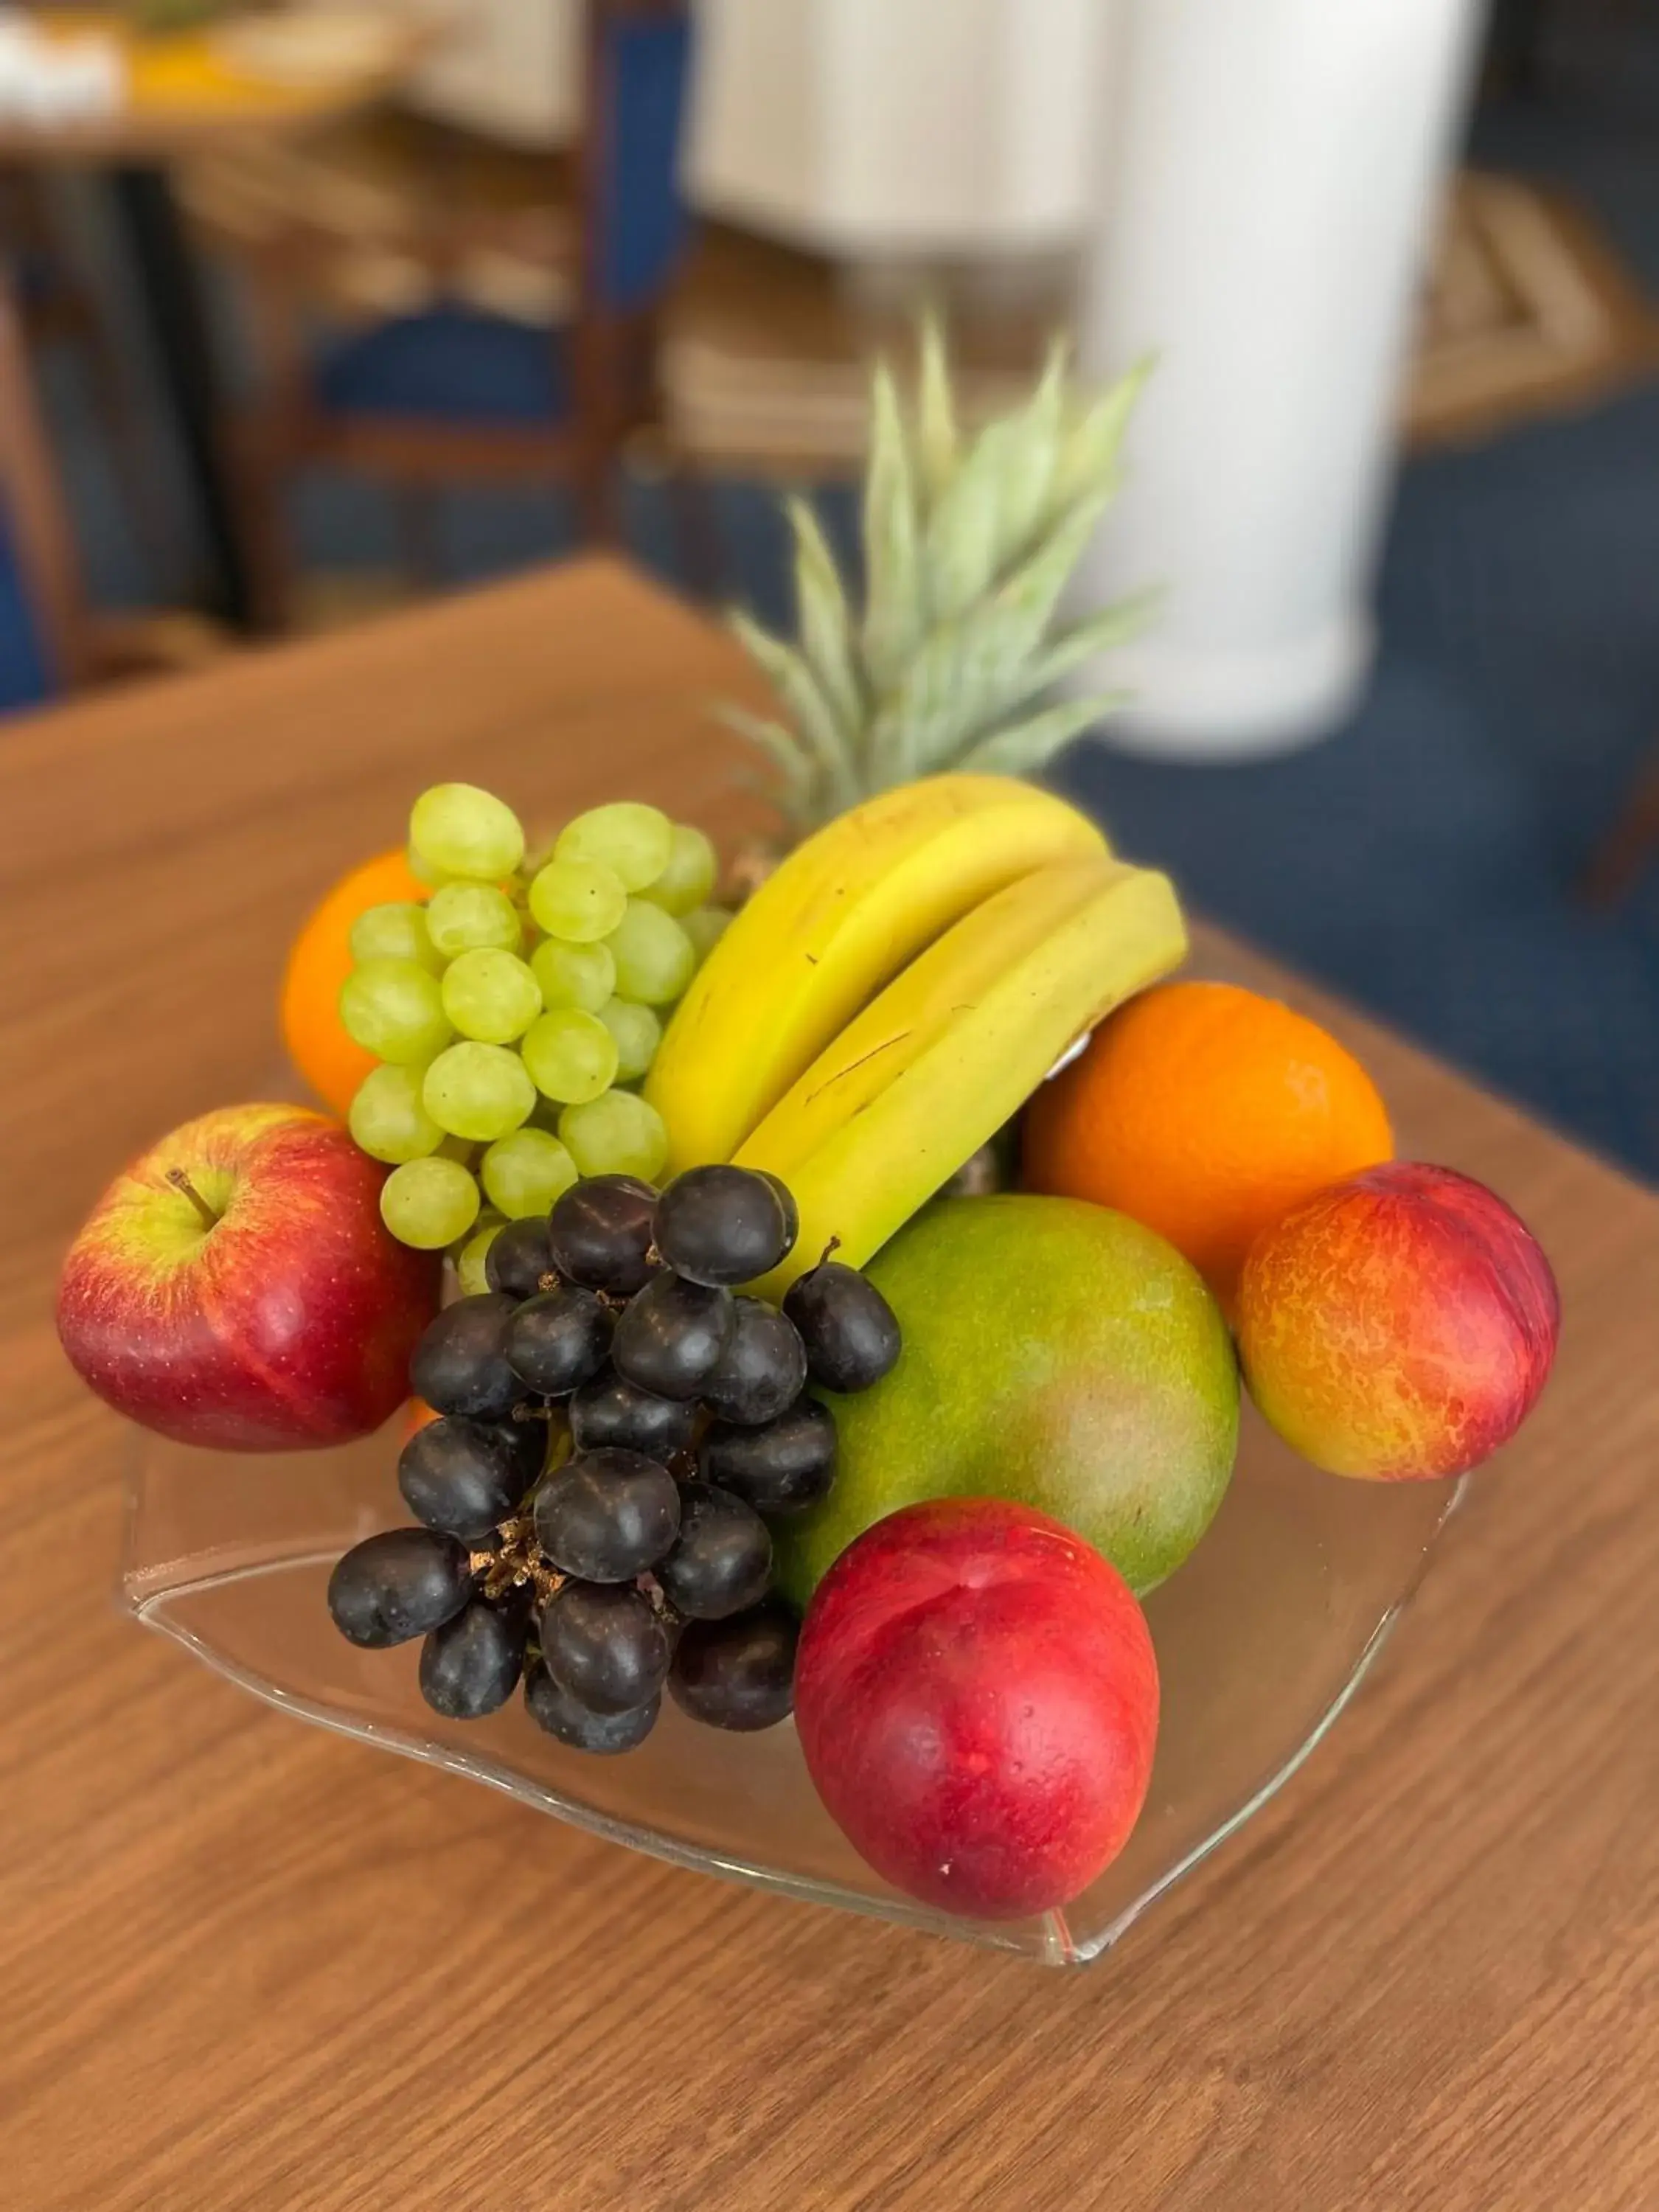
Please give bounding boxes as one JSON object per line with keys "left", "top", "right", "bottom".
{"left": 776, "top": 1194, "right": 1239, "bottom": 1607}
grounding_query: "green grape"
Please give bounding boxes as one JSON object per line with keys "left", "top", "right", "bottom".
{"left": 558, "top": 1091, "right": 669, "bottom": 1182}
{"left": 555, "top": 801, "right": 673, "bottom": 894}
{"left": 641, "top": 823, "right": 717, "bottom": 915}
{"left": 422, "top": 1041, "right": 536, "bottom": 1143}
{"left": 521, "top": 1006, "right": 619, "bottom": 1105}
{"left": 528, "top": 858, "right": 627, "bottom": 944}
{"left": 380, "top": 1156, "right": 481, "bottom": 1249}
{"left": 409, "top": 782, "right": 525, "bottom": 881}
{"left": 338, "top": 958, "right": 452, "bottom": 1065}
{"left": 456, "top": 1217, "right": 504, "bottom": 1295}
{"left": 604, "top": 900, "right": 695, "bottom": 1006}
{"left": 682, "top": 905, "right": 734, "bottom": 962}
{"left": 425, "top": 881, "right": 521, "bottom": 959}
{"left": 348, "top": 1063, "right": 444, "bottom": 1165}
{"left": 405, "top": 844, "right": 457, "bottom": 888}
{"left": 349, "top": 901, "right": 441, "bottom": 972}
{"left": 480, "top": 1127, "right": 580, "bottom": 1218}
{"left": 596, "top": 997, "right": 661, "bottom": 1084}
{"left": 441, "top": 947, "right": 542, "bottom": 1043}
{"left": 436, "top": 1133, "right": 479, "bottom": 1164}
{"left": 530, "top": 935, "right": 615, "bottom": 1014}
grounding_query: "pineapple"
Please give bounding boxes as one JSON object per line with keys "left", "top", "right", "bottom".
{"left": 723, "top": 322, "right": 1152, "bottom": 830}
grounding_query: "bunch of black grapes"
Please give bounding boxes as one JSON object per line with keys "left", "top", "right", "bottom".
{"left": 327, "top": 1166, "right": 901, "bottom": 1755}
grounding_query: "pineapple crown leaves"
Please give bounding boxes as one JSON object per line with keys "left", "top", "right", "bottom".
{"left": 719, "top": 323, "right": 1153, "bottom": 827}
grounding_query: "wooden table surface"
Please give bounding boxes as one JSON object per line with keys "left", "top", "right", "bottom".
{"left": 3, "top": 560, "right": 1656, "bottom": 2212}
{"left": 0, "top": 10, "right": 421, "bottom": 163}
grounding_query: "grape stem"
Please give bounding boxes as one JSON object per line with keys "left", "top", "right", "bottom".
{"left": 166, "top": 1169, "right": 220, "bottom": 1231}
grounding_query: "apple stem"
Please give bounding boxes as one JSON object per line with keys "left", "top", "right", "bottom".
{"left": 166, "top": 1168, "right": 220, "bottom": 1231}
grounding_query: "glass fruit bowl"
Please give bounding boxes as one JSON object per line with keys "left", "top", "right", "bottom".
{"left": 120, "top": 1400, "right": 1463, "bottom": 1965}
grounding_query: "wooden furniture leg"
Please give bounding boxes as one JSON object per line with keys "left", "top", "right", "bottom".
{"left": 1580, "top": 745, "right": 1659, "bottom": 904}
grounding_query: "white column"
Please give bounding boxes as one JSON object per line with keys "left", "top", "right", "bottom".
{"left": 1075, "top": 0, "right": 1489, "bottom": 759}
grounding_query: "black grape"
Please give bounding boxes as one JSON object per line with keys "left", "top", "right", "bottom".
{"left": 782, "top": 1262, "right": 902, "bottom": 1394}
{"left": 655, "top": 1481, "right": 772, "bottom": 1621}
{"left": 327, "top": 1527, "right": 473, "bottom": 1648}
{"left": 397, "top": 1414, "right": 526, "bottom": 1542}
{"left": 548, "top": 1175, "right": 659, "bottom": 1295}
{"left": 611, "top": 1272, "right": 732, "bottom": 1400}
{"left": 699, "top": 1399, "right": 837, "bottom": 1515}
{"left": 419, "top": 1593, "right": 528, "bottom": 1719}
{"left": 654, "top": 1164, "right": 796, "bottom": 1287}
{"left": 532, "top": 1449, "right": 681, "bottom": 1582}
{"left": 410, "top": 1293, "right": 521, "bottom": 1422}
{"left": 504, "top": 1284, "right": 613, "bottom": 1397}
{"left": 701, "top": 1295, "right": 807, "bottom": 1426}
{"left": 539, "top": 1579, "right": 671, "bottom": 1714}
{"left": 669, "top": 1599, "right": 798, "bottom": 1731}
{"left": 524, "top": 1657, "right": 660, "bottom": 1753}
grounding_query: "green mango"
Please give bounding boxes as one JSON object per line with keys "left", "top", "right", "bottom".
{"left": 777, "top": 1194, "right": 1239, "bottom": 1606}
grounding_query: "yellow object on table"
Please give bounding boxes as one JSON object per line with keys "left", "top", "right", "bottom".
{"left": 7, "top": 7, "right": 417, "bottom": 152}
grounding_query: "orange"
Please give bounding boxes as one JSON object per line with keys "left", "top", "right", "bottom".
{"left": 280, "top": 849, "right": 426, "bottom": 1118}
{"left": 403, "top": 1398, "right": 439, "bottom": 1441}
{"left": 1023, "top": 980, "right": 1393, "bottom": 1310}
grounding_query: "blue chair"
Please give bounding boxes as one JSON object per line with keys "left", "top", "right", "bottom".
{"left": 236, "top": 0, "right": 703, "bottom": 625}
{"left": 0, "top": 270, "right": 86, "bottom": 714}
{"left": 0, "top": 515, "right": 56, "bottom": 713}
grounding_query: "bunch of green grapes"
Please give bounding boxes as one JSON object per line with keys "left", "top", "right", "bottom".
{"left": 339, "top": 782, "right": 731, "bottom": 1279}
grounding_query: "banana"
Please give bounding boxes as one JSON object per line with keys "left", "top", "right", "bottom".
{"left": 735, "top": 853, "right": 1127, "bottom": 1182}
{"left": 740, "top": 860, "right": 1188, "bottom": 1298}
{"left": 646, "top": 774, "right": 1107, "bottom": 1171}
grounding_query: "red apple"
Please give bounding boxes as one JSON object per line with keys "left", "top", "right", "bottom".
{"left": 795, "top": 1499, "right": 1159, "bottom": 1921}
{"left": 58, "top": 1102, "right": 440, "bottom": 1451}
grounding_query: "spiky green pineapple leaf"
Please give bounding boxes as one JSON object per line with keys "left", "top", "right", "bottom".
{"left": 914, "top": 315, "right": 959, "bottom": 511}
{"left": 988, "top": 335, "right": 1069, "bottom": 566}
{"left": 981, "top": 482, "right": 1116, "bottom": 657}
{"left": 1012, "top": 590, "right": 1161, "bottom": 700}
{"left": 785, "top": 495, "right": 862, "bottom": 739}
{"left": 879, "top": 490, "right": 1125, "bottom": 773}
{"left": 720, "top": 328, "right": 1154, "bottom": 824}
{"left": 876, "top": 588, "right": 1159, "bottom": 787}
{"left": 919, "top": 340, "right": 1075, "bottom": 631}
{"left": 714, "top": 702, "right": 818, "bottom": 822}
{"left": 1050, "top": 355, "right": 1152, "bottom": 518}
{"left": 726, "top": 611, "right": 857, "bottom": 817}
{"left": 960, "top": 692, "right": 1127, "bottom": 776}
{"left": 860, "top": 363, "right": 924, "bottom": 702}
{"left": 922, "top": 413, "right": 1014, "bottom": 627}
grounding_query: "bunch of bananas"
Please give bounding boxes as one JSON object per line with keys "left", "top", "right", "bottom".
{"left": 645, "top": 775, "right": 1186, "bottom": 1292}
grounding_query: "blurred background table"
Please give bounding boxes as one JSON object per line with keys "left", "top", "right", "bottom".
{"left": 1, "top": 557, "right": 1655, "bottom": 2210}
{"left": 0, "top": 5, "right": 425, "bottom": 623}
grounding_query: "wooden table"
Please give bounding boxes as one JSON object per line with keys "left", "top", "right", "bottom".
{"left": 1, "top": 9, "right": 425, "bottom": 626}
{"left": 3, "top": 560, "right": 1656, "bottom": 2211}
{"left": 0, "top": 13, "right": 419, "bottom": 164}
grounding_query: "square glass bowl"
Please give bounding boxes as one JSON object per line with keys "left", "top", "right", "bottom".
{"left": 121, "top": 1402, "right": 1462, "bottom": 1964}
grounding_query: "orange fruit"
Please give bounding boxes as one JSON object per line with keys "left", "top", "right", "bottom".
{"left": 1023, "top": 980, "right": 1393, "bottom": 1310}
{"left": 403, "top": 1397, "right": 440, "bottom": 1441}
{"left": 280, "top": 849, "right": 426, "bottom": 1118}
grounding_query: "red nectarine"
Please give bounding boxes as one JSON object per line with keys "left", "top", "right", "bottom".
{"left": 795, "top": 1499, "right": 1159, "bottom": 1921}
{"left": 1237, "top": 1161, "right": 1559, "bottom": 1481}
